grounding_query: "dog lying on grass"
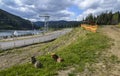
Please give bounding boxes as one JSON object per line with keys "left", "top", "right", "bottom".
{"left": 51, "top": 53, "right": 64, "bottom": 63}
{"left": 30, "top": 53, "right": 64, "bottom": 68}
{"left": 31, "top": 56, "right": 42, "bottom": 68}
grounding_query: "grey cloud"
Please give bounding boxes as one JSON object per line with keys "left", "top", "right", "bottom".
{"left": 0, "top": 0, "right": 74, "bottom": 21}
{"left": 2, "top": 0, "right": 20, "bottom": 7}
{"left": 21, "top": 0, "right": 35, "bottom": 5}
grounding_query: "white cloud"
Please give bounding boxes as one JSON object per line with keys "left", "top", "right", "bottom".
{"left": 0, "top": 0, "right": 120, "bottom": 21}
{"left": 76, "top": 0, "right": 120, "bottom": 21}
{"left": 0, "top": 0, "right": 75, "bottom": 21}
{"left": 74, "top": 0, "right": 100, "bottom": 9}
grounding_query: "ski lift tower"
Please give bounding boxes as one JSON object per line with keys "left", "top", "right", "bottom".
{"left": 39, "top": 15, "right": 50, "bottom": 33}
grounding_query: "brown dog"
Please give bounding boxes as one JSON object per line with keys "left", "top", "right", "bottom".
{"left": 51, "top": 53, "right": 64, "bottom": 62}
{"left": 51, "top": 53, "right": 59, "bottom": 61}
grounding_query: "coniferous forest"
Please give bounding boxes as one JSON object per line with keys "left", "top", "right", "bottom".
{"left": 84, "top": 11, "right": 120, "bottom": 25}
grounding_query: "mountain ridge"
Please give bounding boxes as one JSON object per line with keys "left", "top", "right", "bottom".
{"left": 0, "top": 9, "right": 37, "bottom": 30}
{"left": 34, "top": 20, "right": 81, "bottom": 28}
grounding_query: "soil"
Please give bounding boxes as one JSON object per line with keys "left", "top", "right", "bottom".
{"left": 0, "top": 43, "right": 45, "bottom": 70}
{"left": 101, "top": 26, "right": 120, "bottom": 58}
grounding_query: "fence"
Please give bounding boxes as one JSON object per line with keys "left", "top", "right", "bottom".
{"left": 81, "top": 24, "right": 98, "bottom": 33}
{"left": 0, "top": 29, "right": 72, "bottom": 50}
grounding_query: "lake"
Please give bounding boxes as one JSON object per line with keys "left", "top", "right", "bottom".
{"left": 0, "top": 30, "right": 42, "bottom": 39}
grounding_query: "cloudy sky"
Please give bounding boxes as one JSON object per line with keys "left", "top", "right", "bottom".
{"left": 0, "top": 0, "right": 120, "bottom": 21}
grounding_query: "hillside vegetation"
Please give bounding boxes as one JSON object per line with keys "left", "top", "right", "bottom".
{"left": 0, "top": 9, "right": 37, "bottom": 30}
{"left": 34, "top": 21, "right": 81, "bottom": 30}
{"left": 84, "top": 11, "right": 120, "bottom": 25}
{"left": 0, "top": 27, "right": 119, "bottom": 76}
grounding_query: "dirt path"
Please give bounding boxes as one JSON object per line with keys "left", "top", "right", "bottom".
{"left": 101, "top": 25, "right": 120, "bottom": 58}
{"left": 90, "top": 25, "right": 120, "bottom": 76}
{"left": 57, "top": 26, "right": 120, "bottom": 76}
{"left": 0, "top": 44, "right": 45, "bottom": 70}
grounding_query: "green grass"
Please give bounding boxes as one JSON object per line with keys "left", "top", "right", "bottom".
{"left": 116, "top": 23, "right": 120, "bottom": 28}
{"left": 68, "top": 73, "right": 76, "bottom": 76}
{"left": 0, "top": 28, "right": 111, "bottom": 76}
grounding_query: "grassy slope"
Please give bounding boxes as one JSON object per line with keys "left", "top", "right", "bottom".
{"left": 0, "top": 27, "right": 111, "bottom": 76}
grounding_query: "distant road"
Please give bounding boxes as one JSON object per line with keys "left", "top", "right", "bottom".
{"left": 0, "top": 29, "right": 72, "bottom": 50}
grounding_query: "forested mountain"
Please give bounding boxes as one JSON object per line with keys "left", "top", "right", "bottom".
{"left": 0, "top": 9, "right": 81, "bottom": 30}
{"left": 0, "top": 9, "right": 37, "bottom": 30}
{"left": 34, "top": 20, "right": 81, "bottom": 29}
{"left": 84, "top": 11, "right": 120, "bottom": 25}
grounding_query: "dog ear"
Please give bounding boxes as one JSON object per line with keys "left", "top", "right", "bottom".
{"left": 51, "top": 53, "right": 56, "bottom": 56}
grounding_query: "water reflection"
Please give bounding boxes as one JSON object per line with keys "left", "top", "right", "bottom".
{"left": 0, "top": 30, "right": 42, "bottom": 39}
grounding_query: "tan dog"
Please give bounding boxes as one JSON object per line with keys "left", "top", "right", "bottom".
{"left": 57, "top": 57, "right": 64, "bottom": 63}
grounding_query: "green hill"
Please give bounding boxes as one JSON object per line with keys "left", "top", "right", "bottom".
{"left": 0, "top": 27, "right": 118, "bottom": 76}
{"left": 0, "top": 9, "right": 36, "bottom": 30}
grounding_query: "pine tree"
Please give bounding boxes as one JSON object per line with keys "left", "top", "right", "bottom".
{"left": 84, "top": 11, "right": 120, "bottom": 25}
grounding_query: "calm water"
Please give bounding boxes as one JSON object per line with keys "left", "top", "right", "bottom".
{"left": 0, "top": 30, "right": 42, "bottom": 37}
